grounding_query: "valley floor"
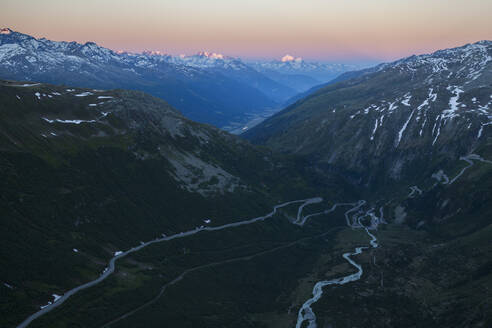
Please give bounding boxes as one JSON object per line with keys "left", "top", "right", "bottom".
{"left": 14, "top": 197, "right": 384, "bottom": 328}
{"left": 8, "top": 180, "right": 492, "bottom": 328}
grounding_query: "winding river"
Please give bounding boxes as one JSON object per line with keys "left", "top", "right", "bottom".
{"left": 293, "top": 153, "right": 492, "bottom": 328}
{"left": 295, "top": 201, "right": 381, "bottom": 328}
{"left": 21, "top": 149, "right": 490, "bottom": 328}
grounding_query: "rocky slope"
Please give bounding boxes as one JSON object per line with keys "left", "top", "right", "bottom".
{"left": 245, "top": 41, "right": 492, "bottom": 190}
{"left": 0, "top": 80, "right": 355, "bottom": 327}
{"left": 244, "top": 41, "right": 492, "bottom": 328}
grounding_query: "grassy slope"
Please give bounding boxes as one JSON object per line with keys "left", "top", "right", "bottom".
{"left": 2, "top": 79, "right": 491, "bottom": 328}
{"left": 0, "top": 81, "right": 356, "bottom": 327}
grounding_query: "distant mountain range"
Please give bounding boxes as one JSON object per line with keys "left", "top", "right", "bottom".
{"left": 142, "top": 51, "right": 366, "bottom": 93}
{"left": 2, "top": 37, "right": 492, "bottom": 328}
{"left": 0, "top": 28, "right": 361, "bottom": 129}
{"left": 248, "top": 55, "right": 366, "bottom": 93}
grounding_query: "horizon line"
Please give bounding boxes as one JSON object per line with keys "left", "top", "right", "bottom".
{"left": 2, "top": 27, "right": 490, "bottom": 65}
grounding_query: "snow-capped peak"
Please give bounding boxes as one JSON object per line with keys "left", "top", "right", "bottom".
{"left": 1, "top": 28, "right": 12, "bottom": 35}
{"left": 376, "top": 40, "right": 492, "bottom": 81}
{"left": 281, "top": 54, "right": 302, "bottom": 63}
{"left": 142, "top": 50, "right": 168, "bottom": 56}
{"left": 152, "top": 51, "right": 247, "bottom": 70}
{"left": 196, "top": 51, "right": 224, "bottom": 59}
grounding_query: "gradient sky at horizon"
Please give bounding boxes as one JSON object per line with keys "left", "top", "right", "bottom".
{"left": 2, "top": 0, "right": 492, "bottom": 63}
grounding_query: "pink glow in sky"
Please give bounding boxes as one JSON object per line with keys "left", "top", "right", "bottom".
{"left": 2, "top": 0, "right": 491, "bottom": 62}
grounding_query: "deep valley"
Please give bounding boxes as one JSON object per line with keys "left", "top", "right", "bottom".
{"left": 0, "top": 26, "right": 491, "bottom": 328}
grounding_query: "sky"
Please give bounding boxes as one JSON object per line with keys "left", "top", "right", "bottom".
{"left": 2, "top": 0, "right": 492, "bottom": 63}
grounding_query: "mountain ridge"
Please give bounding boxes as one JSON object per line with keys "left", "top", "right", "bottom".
{"left": 244, "top": 40, "right": 492, "bottom": 189}
{"left": 0, "top": 29, "right": 288, "bottom": 128}
{"left": 2, "top": 38, "right": 492, "bottom": 328}
{"left": 0, "top": 78, "right": 357, "bottom": 327}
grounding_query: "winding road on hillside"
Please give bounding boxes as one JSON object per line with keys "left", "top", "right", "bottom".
{"left": 16, "top": 198, "right": 322, "bottom": 328}
{"left": 17, "top": 153, "right": 491, "bottom": 328}
{"left": 101, "top": 199, "right": 380, "bottom": 328}
{"left": 100, "top": 227, "right": 345, "bottom": 328}
{"left": 294, "top": 153, "right": 492, "bottom": 328}
{"left": 432, "top": 154, "right": 492, "bottom": 186}
{"left": 449, "top": 154, "right": 492, "bottom": 184}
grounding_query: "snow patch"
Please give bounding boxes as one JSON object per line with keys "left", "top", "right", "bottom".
{"left": 10, "top": 83, "right": 41, "bottom": 87}
{"left": 370, "top": 119, "right": 378, "bottom": 141}
{"left": 42, "top": 117, "right": 96, "bottom": 124}
{"left": 74, "top": 92, "right": 93, "bottom": 97}
{"left": 388, "top": 101, "right": 398, "bottom": 114}
{"left": 419, "top": 117, "right": 427, "bottom": 136}
{"left": 477, "top": 122, "right": 492, "bottom": 139}
{"left": 441, "top": 86, "right": 464, "bottom": 120}
{"left": 432, "top": 115, "right": 442, "bottom": 145}
{"left": 396, "top": 106, "right": 417, "bottom": 146}
{"left": 401, "top": 93, "right": 412, "bottom": 106}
